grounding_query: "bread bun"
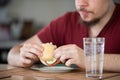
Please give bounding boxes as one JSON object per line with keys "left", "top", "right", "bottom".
{"left": 39, "top": 43, "right": 60, "bottom": 66}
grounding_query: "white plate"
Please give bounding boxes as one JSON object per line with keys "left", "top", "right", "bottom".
{"left": 31, "top": 66, "right": 75, "bottom": 73}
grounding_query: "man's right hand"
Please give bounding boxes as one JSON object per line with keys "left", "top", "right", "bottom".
{"left": 19, "top": 43, "right": 43, "bottom": 67}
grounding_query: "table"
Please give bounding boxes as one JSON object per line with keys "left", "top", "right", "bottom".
{"left": 0, "top": 64, "right": 120, "bottom": 80}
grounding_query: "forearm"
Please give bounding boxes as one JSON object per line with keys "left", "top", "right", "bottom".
{"left": 103, "top": 54, "right": 120, "bottom": 72}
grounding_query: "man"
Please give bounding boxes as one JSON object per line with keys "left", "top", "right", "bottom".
{"left": 8, "top": 0, "right": 120, "bottom": 72}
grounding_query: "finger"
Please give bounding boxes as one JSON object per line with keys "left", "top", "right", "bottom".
{"left": 24, "top": 52, "right": 39, "bottom": 62}
{"left": 21, "top": 46, "right": 42, "bottom": 57}
{"left": 24, "top": 43, "right": 43, "bottom": 51}
{"left": 54, "top": 46, "right": 74, "bottom": 57}
{"left": 20, "top": 47, "right": 41, "bottom": 63}
{"left": 60, "top": 54, "right": 67, "bottom": 63}
{"left": 65, "top": 59, "right": 75, "bottom": 67}
{"left": 20, "top": 57, "right": 33, "bottom": 65}
{"left": 24, "top": 43, "right": 43, "bottom": 56}
{"left": 54, "top": 47, "right": 62, "bottom": 59}
{"left": 31, "top": 44, "right": 44, "bottom": 52}
{"left": 29, "top": 47, "right": 42, "bottom": 56}
{"left": 54, "top": 52, "right": 61, "bottom": 59}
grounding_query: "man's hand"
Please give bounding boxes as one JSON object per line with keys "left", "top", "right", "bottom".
{"left": 54, "top": 44, "right": 85, "bottom": 69}
{"left": 19, "top": 43, "right": 43, "bottom": 67}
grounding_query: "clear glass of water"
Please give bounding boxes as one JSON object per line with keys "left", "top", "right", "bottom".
{"left": 83, "top": 37, "right": 105, "bottom": 79}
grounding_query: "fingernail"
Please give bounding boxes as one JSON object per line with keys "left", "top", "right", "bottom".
{"left": 40, "top": 47, "right": 44, "bottom": 52}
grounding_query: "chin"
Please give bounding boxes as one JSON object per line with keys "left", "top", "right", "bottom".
{"left": 80, "top": 17, "right": 100, "bottom": 27}
{"left": 81, "top": 17, "right": 93, "bottom": 22}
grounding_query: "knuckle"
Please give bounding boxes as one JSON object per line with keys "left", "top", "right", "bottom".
{"left": 20, "top": 47, "right": 26, "bottom": 56}
{"left": 30, "top": 48, "right": 40, "bottom": 56}
{"left": 20, "top": 47, "right": 24, "bottom": 52}
{"left": 20, "top": 51, "right": 24, "bottom": 57}
{"left": 32, "top": 44, "right": 38, "bottom": 48}
{"left": 20, "top": 57, "right": 25, "bottom": 63}
{"left": 54, "top": 53, "right": 61, "bottom": 59}
{"left": 23, "top": 43, "right": 28, "bottom": 47}
{"left": 30, "top": 47, "right": 36, "bottom": 53}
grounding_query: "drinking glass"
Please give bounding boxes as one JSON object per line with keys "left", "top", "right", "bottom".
{"left": 83, "top": 37, "right": 105, "bottom": 79}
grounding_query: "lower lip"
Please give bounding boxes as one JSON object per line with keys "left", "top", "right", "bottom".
{"left": 80, "top": 11, "right": 89, "bottom": 16}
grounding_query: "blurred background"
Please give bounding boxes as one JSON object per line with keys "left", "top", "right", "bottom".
{"left": 0, "top": 0, "right": 120, "bottom": 63}
{"left": 0, "top": 0, "right": 75, "bottom": 40}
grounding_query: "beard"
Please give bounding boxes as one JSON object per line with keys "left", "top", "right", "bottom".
{"left": 77, "top": 6, "right": 110, "bottom": 27}
{"left": 80, "top": 17, "right": 100, "bottom": 27}
{"left": 77, "top": 7, "right": 101, "bottom": 27}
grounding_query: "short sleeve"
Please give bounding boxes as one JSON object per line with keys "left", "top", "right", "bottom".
{"left": 37, "top": 13, "right": 68, "bottom": 46}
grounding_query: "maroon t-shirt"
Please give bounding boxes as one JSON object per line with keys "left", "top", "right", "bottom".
{"left": 37, "top": 4, "right": 120, "bottom": 54}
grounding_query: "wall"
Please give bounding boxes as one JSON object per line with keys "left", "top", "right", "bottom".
{"left": 8, "top": 0, "right": 75, "bottom": 24}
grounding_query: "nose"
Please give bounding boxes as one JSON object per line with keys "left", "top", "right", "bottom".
{"left": 75, "top": 0, "right": 88, "bottom": 7}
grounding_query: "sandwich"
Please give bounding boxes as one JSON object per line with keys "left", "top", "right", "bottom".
{"left": 39, "top": 42, "right": 60, "bottom": 66}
